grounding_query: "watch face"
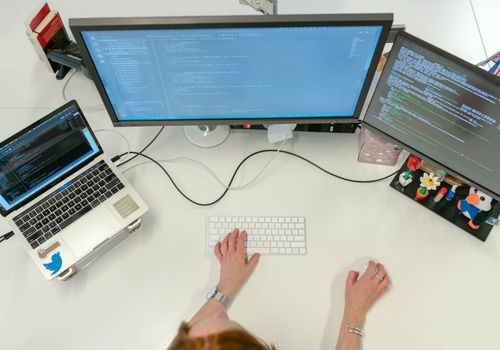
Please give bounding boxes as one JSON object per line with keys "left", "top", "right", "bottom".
{"left": 206, "top": 287, "right": 218, "bottom": 299}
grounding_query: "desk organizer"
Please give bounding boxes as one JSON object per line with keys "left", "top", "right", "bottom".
{"left": 389, "top": 156, "right": 499, "bottom": 241}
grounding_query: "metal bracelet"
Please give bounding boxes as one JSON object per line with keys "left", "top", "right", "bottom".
{"left": 345, "top": 325, "right": 365, "bottom": 337}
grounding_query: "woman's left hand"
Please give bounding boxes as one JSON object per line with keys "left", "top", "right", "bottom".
{"left": 214, "top": 229, "right": 261, "bottom": 299}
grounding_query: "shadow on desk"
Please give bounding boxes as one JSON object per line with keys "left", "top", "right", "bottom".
{"left": 319, "top": 268, "right": 347, "bottom": 350}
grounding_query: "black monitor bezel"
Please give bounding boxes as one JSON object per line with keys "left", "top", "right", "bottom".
{"left": 0, "top": 100, "right": 103, "bottom": 216}
{"left": 362, "top": 31, "right": 500, "bottom": 201}
{"left": 70, "top": 13, "right": 393, "bottom": 127}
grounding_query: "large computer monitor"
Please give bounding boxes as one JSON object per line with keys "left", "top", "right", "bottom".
{"left": 70, "top": 14, "right": 393, "bottom": 141}
{"left": 363, "top": 32, "right": 500, "bottom": 203}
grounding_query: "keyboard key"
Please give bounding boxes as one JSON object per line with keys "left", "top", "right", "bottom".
{"left": 23, "top": 227, "right": 36, "bottom": 237}
{"left": 19, "top": 223, "right": 30, "bottom": 232}
{"left": 28, "top": 230, "right": 43, "bottom": 242}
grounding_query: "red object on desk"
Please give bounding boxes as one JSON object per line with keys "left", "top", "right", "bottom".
{"left": 415, "top": 186, "right": 429, "bottom": 201}
{"left": 407, "top": 155, "right": 422, "bottom": 171}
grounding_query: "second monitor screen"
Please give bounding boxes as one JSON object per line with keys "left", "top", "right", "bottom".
{"left": 363, "top": 33, "right": 500, "bottom": 198}
{"left": 81, "top": 26, "right": 383, "bottom": 121}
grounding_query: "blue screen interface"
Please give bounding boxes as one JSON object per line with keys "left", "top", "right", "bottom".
{"left": 82, "top": 26, "right": 382, "bottom": 121}
{"left": 0, "top": 104, "right": 100, "bottom": 211}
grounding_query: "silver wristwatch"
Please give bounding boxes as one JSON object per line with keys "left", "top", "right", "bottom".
{"left": 206, "top": 287, "right": 228, "bottom": 306}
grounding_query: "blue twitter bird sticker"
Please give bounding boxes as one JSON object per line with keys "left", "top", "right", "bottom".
{"left": 43, "top": 252, "right": 63, "bottom": 275}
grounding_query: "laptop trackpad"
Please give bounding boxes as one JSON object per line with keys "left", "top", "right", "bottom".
{"left": 62, "top": 205, "right": 121, "bottom": 257}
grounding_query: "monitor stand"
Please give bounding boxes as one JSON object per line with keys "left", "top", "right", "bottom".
{"left": 184, "top": 125, "right": 231, "bottom": 148}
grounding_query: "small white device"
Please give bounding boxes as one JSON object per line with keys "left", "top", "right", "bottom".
{"left": 239, "top": 0, "right": 277, "bottom": 15}
{"left": 351, "top": 257, "right": 378, "bottom": 277}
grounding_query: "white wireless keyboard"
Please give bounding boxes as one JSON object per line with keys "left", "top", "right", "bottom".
{"left": 206, "top": 216, "right": 306, "bottom": 256}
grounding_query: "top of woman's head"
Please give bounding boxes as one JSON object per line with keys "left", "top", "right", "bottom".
{"left": 168, "top": 322, "right": 276, "bottom": 350}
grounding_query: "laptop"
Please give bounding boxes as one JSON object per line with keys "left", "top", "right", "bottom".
{"left": 0, "top": 100, "right": 149, "bottom": 280}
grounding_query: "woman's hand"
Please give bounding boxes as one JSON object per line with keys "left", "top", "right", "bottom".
{"left": 343, "top": 261, "right": 390, "bottom": 326}
{"left": 214, "top": 229, "right": 260, "bottom": 299}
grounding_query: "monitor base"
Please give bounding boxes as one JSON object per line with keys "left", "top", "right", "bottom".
{"left": 184, "top": 125, "right": 231, "bottom": 148}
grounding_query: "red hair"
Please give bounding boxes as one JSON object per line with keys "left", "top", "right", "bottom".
{"left": 167, "top": 322, "right": 276, "bottom": 350}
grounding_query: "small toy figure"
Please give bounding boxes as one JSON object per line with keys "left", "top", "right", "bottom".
{"left": 446, "top": 185, "right": 458, "bottom": 201}
{"left": 415, "top": 186, "right": 429, "bottom": 201}
{"left": 419, "top": 172, "right": 441, "bottom": 191}
{"left": 435, "top": 169, "right": 446, "bottom": 182}
{"left": 407, "top": 155, "right": 421, "bottom": 171}
{"left": 433, "top": 187, "right": 448, "bottom": 203}
{"left": 398, "top": 170, "right": 413, "bottom": 187}
{"left": 457, "top": 187, "right": 498, "bottom": 230}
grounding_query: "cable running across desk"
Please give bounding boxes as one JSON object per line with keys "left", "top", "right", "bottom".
{"left": 117, "top": 150, "right": 398, "bottom": 206}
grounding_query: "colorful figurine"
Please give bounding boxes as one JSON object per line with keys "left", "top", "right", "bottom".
{"left": 398, "top": 170, "right": 413, "bottom": 187}
{"left": 415, "top": 186, "right": 429, "bottom": 201}
{"left": 446, "top": 185, "right": 458, "bottom": 201}
{"left": 433, "top": 187, "right": 448, "bottom": 203}
{"left": 419, "top": 172, "right": 441, "bottom": 191}
{"left": 457, "top": 187, "right": 498, "bottom": 230}
{"left": 407, "top": 155, "right": 421, "bottom": 171}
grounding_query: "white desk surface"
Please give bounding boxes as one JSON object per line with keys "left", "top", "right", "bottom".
{"left": 1, "top": 1, "right": 499, "bottom": 350}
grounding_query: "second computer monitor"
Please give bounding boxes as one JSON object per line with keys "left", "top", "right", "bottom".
{"left": 70, "top": 14, "right": 393, "bottom": 127}
{"left": 363, "top": 32, "right": 500, "bottom": 201}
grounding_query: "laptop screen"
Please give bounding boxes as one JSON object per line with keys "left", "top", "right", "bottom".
{"left": 0, "top": 102, "right": 101, "bottom": 214}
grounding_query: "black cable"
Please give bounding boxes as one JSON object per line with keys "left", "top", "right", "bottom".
{"left": 0, "top": 231, "right": 14, "bottom": 243}
{"left": 117, "top": 126, "right": 165, "bottom": 167}
{"left": 119, "top": 149, "right": 398, "bottom": 206}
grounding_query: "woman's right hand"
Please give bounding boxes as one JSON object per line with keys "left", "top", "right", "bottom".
{"left": 343, "top": 261, "right": 390, "bottom": 326}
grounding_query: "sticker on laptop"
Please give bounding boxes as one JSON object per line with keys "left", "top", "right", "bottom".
{"left": 43, "top": 252, "right": 63, "bottom": 276}
{"left": 113, "top": 195, "right": 139, "bottom": 219}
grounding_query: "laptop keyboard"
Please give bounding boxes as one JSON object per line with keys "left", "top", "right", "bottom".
{"left": 13, "top": 161, "right": 124, "bottom": 249}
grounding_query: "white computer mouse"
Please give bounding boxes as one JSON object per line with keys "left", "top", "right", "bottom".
{"left": 351, "top": 257, "right": 378, "bottom": 278}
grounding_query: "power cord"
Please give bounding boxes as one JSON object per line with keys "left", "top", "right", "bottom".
{"left": 0, "top": 231, "right": 14, "bottom": 243}
{"left": 122, "top": 140, "right": 288, "bottom": 191}
{"left": 61, "top": 69, "right": 105, "bottom": 112}
{"left": 94, "top": 129, "right": 131, "bottom": 166}
{"left": 116, "top": 126, "right": 165, "bottom": 167}
{"left": 114, "top": 149, "right": 398, "bottom": 206}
